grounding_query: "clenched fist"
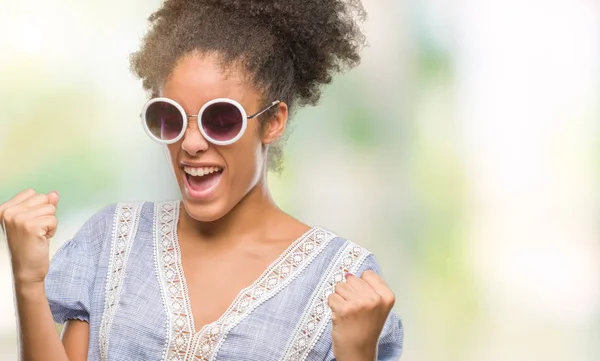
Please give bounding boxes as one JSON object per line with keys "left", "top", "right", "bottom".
{"left": 0, "top": 189, "right": 59, "bottom": 285}
{"left": 328, "top": 270, "right": 396, "bottom": 361}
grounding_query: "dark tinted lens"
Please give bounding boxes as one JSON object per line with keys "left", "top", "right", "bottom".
{"left": 145, "top": 101, "right": 183, "bottom": 141}
{"left": 201, "top": 102, "right": 243, "bottom": 142}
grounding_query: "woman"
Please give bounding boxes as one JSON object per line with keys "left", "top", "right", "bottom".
{"left": 0, "top": 0, "right": 403, "bottom": 360}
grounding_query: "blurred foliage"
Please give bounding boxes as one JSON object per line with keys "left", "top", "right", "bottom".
{"left": 0, "top": 63, "right": 117, "bottom": 214}
{"left": 406, "top": 15, "right": 477, "bottom": 359}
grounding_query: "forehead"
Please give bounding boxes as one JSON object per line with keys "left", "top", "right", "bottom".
{"left": 160, "top": 52, "right": 257, "bottom": 112}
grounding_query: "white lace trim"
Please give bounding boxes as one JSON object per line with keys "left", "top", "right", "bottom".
{"left": 155, "top": 201, "right": 195, "bottom": 361}
{"left": 280, "top": 241, "right": 372, "bottom": 361}
{"left": 99, "top": 202, "right": 143, "bottom": 361}
{"left": 154, "top": 200, "right": 336, "bottom": 361}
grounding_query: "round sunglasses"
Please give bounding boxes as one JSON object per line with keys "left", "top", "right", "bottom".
{"left": 141, "top": 97, "right": 281, "bottom": 146}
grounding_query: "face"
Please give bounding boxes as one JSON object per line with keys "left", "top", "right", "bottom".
{"left": 159, "top": 52, "right": 287, "bottom": 222}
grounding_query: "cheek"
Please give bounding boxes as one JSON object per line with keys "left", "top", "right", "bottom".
{"left": 163, "top": 144, "right": 182, "bottom": 180}
{"left": 224, "top": 132, "right": 265, "bottom": 184}
{"left": 165, "top": 144, "right": 180, "bottom": 165}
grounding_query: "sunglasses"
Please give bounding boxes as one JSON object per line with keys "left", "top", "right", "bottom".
{"left": 141, "top": 97, "right": 281, "bottom": 145}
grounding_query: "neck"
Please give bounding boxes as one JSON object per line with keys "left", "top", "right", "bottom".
{"left": 179, "top": 176, "right": 284, "bottom": 245}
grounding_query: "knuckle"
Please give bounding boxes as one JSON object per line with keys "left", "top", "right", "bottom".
{"left": 372, "top": 293, "right": 383, "bottom": 304}
{"left": 367, "top": 298, "right": 381, "bottom": 310}
{"left": 363, "top": 270, "right": 376, "bottom": 279}
{"left": 12, "top": 212, "right": 26, "bottom": 225}
{"left": 327, "top": 293, "right": 335, "bottom": 305}
{"left": 3, "top": 207, "right": 16, "bottom": 221}
{"left": 359, "top": 293, "right": 381, "bottom": 310}
{"left": 338, "top": 304, "right": 351, "bottom": 317}
{"left": 20, "top": 189, "right": 36, "bottom": 198}
{"left": 347, "top": 276, "right": 362, "bottom": 287}
{"left": 385, "top": 292, "right": 396, "bottom": 307}
{"left": 23, "top": 219, "right": 38, "bottom": 233}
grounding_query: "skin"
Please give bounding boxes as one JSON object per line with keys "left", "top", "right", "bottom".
{"left": 0, "top": 52, "right": 395, "bottom": 361}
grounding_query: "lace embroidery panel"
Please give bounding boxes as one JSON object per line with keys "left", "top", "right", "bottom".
{"left": 280, "top": 241, "right": 372, "bottom": 361}
{"left": 98, "top": 202, "right": 142, "bottom": 361}
{"left": 154, "top": 201, "right": 196, "bottom": 361}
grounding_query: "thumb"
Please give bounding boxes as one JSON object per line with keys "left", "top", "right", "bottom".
{"left": 46, "top": 224, "right": 58, "bottom": 239}
{"left": 47, "top": 191, "right": 60, "bottom": 207}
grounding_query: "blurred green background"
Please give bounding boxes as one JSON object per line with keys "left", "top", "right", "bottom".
{"left": 1, "top": 0, "right": 599, "bottom": 360}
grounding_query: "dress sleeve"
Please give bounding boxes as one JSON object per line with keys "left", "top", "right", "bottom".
{"left": 360, "top": 253, "right": 404, "bottom": 360}
{"left": 44, "top": 204, "right": 115, "bottom": 324}
{"left": 376, "top": 309, "right": 404, "bottom": 360}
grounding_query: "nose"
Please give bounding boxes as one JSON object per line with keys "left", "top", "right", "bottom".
{"left": 181, "top": 117, "right": 209, "bottom": 155}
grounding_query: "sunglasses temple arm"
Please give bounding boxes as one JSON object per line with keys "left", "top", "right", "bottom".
{"left": 247, "top": 100, "right": 281, "bottom": 119}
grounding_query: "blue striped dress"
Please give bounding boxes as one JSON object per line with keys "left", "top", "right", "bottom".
{"left": 45, "top": 201, "right": 403, "bottom": 360}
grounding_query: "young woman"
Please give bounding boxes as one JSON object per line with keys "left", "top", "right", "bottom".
{"left": 0, "top": 0, "right": 403, "bottom": 360}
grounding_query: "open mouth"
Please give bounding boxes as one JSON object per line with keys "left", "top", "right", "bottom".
{"left": 182, "top": 166, "right": 224, "bottom": 199}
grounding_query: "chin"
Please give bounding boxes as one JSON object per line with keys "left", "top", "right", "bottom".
{"left": 180, "top": 199, "right": 230, "bottom": 223}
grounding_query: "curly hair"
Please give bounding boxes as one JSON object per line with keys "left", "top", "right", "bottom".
{"left": 130, "top": 0, "right": 367, "bottom": 172}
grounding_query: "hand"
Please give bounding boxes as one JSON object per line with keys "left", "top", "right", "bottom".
{"left": 0, "top": 189, "right": 60, "bottom": 285}
{"left": 328, "top": 270, "right": 396, "bottom": 361}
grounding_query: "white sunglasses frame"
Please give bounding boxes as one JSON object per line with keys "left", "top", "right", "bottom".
{"left": 141, "top": 97, "right": 280, "bottom": 146}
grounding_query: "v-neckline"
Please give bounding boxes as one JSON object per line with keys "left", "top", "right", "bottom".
{"left": 154, "top": 200, "right": 336, "bottom": 359}
{"left": 171, "top": 202, "right": 314, "bottom": 335}
{"left": 173, "top": 201, "right": 329, "bottom": 329}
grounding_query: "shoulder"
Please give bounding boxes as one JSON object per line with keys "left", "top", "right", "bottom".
{"left": 76, "top": 201, "right": 147, "bottom": 233}
{"left": 316, "top": 226, "right": 385, "bottom": 276}
{"left": 59, "top": 201, "right": 152, "bottom": 250}
{"left": 88, "top": 199, "right": 163, "bottom": 225}
{"left": 309, "top": 226, "right": 392, "bottom": 284}
{"left": 50, "top": 201, "right": 155, "bottom": 270}
{"left": 315, "top": 226, "right": 379, "bottom": 271}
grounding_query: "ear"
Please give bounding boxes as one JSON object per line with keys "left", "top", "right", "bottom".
{"left": 261, "top": 102, "right": 288, "bottom": 145}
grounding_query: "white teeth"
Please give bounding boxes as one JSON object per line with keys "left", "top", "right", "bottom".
{"left": 183, "top": 166, "right": 222, "bottom": 177}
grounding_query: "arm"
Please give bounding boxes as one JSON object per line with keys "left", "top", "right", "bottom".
{"left": 61, "top": 320, "right": 90, "bottom": 361}
{"left": 2, "top": 189, "right": 92, "bottom": 361}
{"left": 15, "top": 282, "right": 85, "bottom": 361}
